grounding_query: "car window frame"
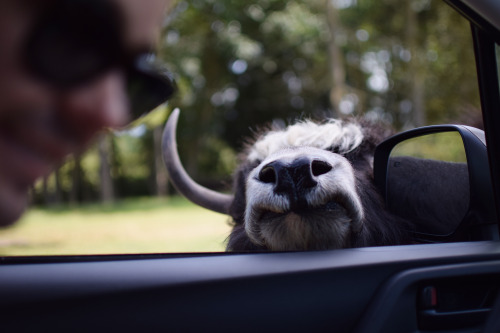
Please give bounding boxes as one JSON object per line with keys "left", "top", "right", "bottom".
{"left": 445, "top": 0, "right": 500, "bottom": 239}
{"left": 1, "top": 1, "right": 498, "bottom": 262}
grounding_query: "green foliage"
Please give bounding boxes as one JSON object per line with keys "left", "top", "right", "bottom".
{"left": 35, "top": 0, "right": 482, "bottom": 205}
{"left": 114, "top": 133, "right": 150, "bottom": 180}
{"left": 197, "top": 136, "right": 237, "bottom": 181}
{"left": 391, "top": 131, "right": 467, "bottom": 162}
{"left": 159, "top": 0, "right": 480, "bottom": 178}
{"left": 135, "top": 104, "right": 171, "bottom": 129}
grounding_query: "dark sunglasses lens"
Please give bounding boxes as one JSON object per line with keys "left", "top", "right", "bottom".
{"left": 127, "top": 64, "right": 176, "bottom": 119}
{"left": 24, "top": 0, "right": 122, "bottom": 88}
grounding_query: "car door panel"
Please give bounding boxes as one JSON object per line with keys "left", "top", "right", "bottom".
{"left": 2, "top": 241, "right": 500, "bottom": 332}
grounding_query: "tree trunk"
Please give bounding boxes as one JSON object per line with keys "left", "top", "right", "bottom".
{"left": 53, "top": 168, "right": 62, "bottom": 205}
{"left": 326, "top": 0, "right": 347, "bottom": 115}
{"left": 41, "top": 170, "right": 61, "bottom": 206}
{"left": 98, "top": 133, "right": 114, "bottom": 203}
{"left": 42, "top": 176, "right": 49, "bottom": 205}
{"left": 407, "top": 2, "right": 426, "bottom": 127}
{"left": 153, "top": 125, "right": 168, "bottom": 196}
{"left": 70, "top": 154, "right": 82, "bottom": 204}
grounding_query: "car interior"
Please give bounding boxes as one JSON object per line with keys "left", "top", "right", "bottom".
{"left": 2, "top": 0, "right": 500, "bottom": 332}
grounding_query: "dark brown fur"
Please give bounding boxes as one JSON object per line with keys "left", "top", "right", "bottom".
{"left": 226, "top": 119, "right": 412, "bottom": 251}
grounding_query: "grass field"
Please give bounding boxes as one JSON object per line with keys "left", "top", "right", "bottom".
{"left": 0, "top": 197, "right": 231, "bottom": 256}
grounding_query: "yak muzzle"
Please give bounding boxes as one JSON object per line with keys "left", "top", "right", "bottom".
{"left": 258, "top": 158, "right": 333, "bottom": 210}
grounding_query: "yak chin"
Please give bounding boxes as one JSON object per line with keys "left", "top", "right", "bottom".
{"left": 243, "top": 146, "right": 364, "bottom": 251}
{"left": 248, "top": 203, "right": 354, "bottom": 251}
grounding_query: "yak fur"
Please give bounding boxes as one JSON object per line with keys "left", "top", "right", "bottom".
{"left": 226, "top": 118, "right": 412, "bottom": 251}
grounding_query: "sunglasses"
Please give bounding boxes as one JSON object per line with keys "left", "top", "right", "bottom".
{"left": 23, "top": 0, "right": 176, "bottom": 120}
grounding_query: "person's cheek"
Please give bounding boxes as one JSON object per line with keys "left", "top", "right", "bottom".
{"left": 0, "top": 176, "right": 29, "bottom": 227}
{"left": 0, "top": 77, "right": 53, "bottom": 116}
{"left": 57, "top": 71, "right": 130, "bottom": 146}
{"left": 98, "top": 72, "right": 131, "bottom": 128}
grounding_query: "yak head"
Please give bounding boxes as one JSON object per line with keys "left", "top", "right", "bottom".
{"left": 162, "top": 109, "right": 406, "bottom": 252}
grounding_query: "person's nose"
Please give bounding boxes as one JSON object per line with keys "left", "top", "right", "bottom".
{"left": 57, "top": 70, "right": 130, "bottom": 145}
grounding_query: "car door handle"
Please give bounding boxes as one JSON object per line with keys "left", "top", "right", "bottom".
{"left": 419, "top": 308, "right": 491, "bottom": 330}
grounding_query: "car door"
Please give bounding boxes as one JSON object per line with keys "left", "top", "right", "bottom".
{"left": 1, "top": 0, "right": 500, "bottom": 332}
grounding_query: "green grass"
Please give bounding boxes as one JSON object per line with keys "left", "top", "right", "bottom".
{"left": 0, "top": 197, "right": 232, "bottom": 256}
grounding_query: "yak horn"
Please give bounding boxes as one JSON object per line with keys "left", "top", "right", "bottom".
{"left": 162, "top": 108, "right": 234, "bottom": 215}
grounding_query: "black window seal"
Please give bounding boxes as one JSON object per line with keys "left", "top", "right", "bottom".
{"left": 444, "top": 0, "right": 500, "bottom": 44}
{"left": 445, "top": 0, "right": 500, "bottom": 237}
{"left": 471, "top": 26, "right": 500, "bottom": 238}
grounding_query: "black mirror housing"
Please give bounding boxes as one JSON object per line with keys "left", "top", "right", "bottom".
{"left": 374, "top": 125, "right": 498, "bottom": 243}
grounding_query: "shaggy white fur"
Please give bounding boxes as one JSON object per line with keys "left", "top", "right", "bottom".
{"left": 247, "top": 119, "right": 364, "bottom": 162}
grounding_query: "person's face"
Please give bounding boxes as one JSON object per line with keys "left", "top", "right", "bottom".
{"left": 0, "top": 0, "right": 170, "bottom": 226}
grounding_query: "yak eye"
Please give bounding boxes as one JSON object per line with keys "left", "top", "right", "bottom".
{"left": 311, "top": 160, "right": 332, "bottom": 176}
{"left": 259, "top": 166, "right": 276, "bottom": 183}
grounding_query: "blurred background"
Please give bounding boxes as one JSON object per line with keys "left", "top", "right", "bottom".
{"left": 0, "top": 0, "right": 483, "bottom": 255}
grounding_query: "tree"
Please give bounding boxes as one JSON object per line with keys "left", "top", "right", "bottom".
{"left": 30, "top": 0, "right": 482, "bottom": 206}
{"left": 98, "top": 133, "right": 114, "bottom": 203}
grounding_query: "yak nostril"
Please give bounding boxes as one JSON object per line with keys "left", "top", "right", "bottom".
{"left": 259, "top": 165, "right": 276, "bottom": 184}
{"left": 311, "top": 160, "right": 332, "bottom": 176}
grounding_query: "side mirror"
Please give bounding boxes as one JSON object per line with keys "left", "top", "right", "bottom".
{"left": 374, "top": 125, "right": 498, "bottom": 243}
